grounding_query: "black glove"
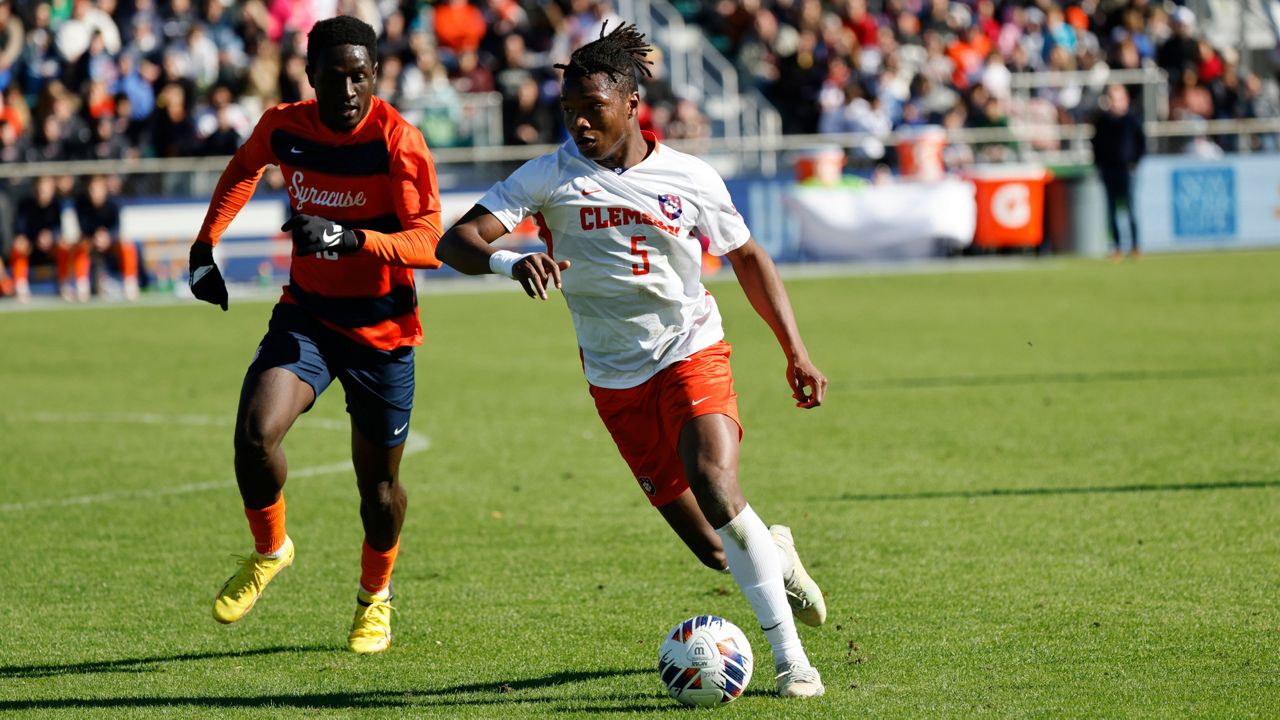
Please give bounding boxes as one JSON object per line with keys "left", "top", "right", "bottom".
{"left": 189, "top": 243, "right": 228, "bottom": 311}
{"left": 283, "top": 214, "right": 362, "bottom": 257}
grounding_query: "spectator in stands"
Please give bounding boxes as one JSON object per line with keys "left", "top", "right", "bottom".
{"left": 123, "top": 11, "right": 161, "bottom": 59}
{"left": 277, "top": 49, "right": 312, "bottom": 104}
{"left": 195, "top": 83, "right": 250, "bottom": 156}
{"left": 202, "top": 0, "right": 246, "bottom": 65}
{"left": 502, "top": 75, "right": 553, "bottom": 145}
{"left": 11, "top": 175, "right": 87, "bottom": 302}
{"left": 151, "top": 81, "right": 197, "bottom": 157}
{"left": 178, "top": 22, "right": 220, "bottom": 93}
{"left": 377, "top": 9, "right": 410, "bottom": 64}
{"left": 494, "top": 31, "right": 534, "bottom": 99}
{"left": 451, "top": 49, "right": 494, "bottom": 94}
{"left": 400, "top": 41, "right": 463, "bottom": 148}
{"left": 17, "top": 5, "right": 62, "bottom": 101}
{"left": 1170, "top": 66, "right": 1214, "bottom": 121}
{"left": 0, "top": 114, "right": 27, "bottom": 162}
{"left": 56, "top": 0, "right": 122, "bottom": 68}
{"left": 667, "top": 96, "right": 712, "bottom": 141}
{"left": 375, "top": 53, "right": 405, "bottom": 104}
{"left": 0, "top": 0, "right": 23, "bottom": 92}
{"left": 75, "top": 174, "right": 139, "bottom": 299}
{"left": 0, "top": 81, "right": 25, "bottom": 134}
{"left": 773, "top": 28, "right": 824, "bottom": 134}
{"left": 26, "top": 113, "right": 70, "bottom": 163}
{"left": 1091, "top": 84, "right": 1144, "bottom": 259}
{"left": 161, "top": 0, "right": 199, "bottom": 44}
{"left": 434, "top": 0, "right": 486, "bottom": 57}
{"left": 1156, "top": 6, "right": 1197, "bottom": 76}
{"left": 735, "top": 8, "right": 794, "bottom": 93}
{"left": 83, "top": 113, "right": 128, "bottom": 160}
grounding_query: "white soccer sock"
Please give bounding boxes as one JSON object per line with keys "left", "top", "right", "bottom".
{"left": 715, "top": 504, "right": 808, "bottom": 669}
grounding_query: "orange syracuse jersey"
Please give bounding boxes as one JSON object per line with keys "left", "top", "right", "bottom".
{"left": 196, "top": 96, "right": 443, "bottom": 350}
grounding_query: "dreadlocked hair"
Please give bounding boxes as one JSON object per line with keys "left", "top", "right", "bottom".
{"left": 554, "top": 21, "right": 654, "bottom": 94}
{"left": 307, "top": 15, "right": 378, "bottom": 68}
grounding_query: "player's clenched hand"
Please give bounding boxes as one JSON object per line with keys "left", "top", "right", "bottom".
{"left": 513, "top": 254, "right": 571, "bottom": 300}
{"left": 787, "top": 354, "right": 827, "bottom": 409}
{"left": 189, "top": 242, "right": 228, "bottom": 311}
{"left": 283, "top": 214, "right": 362, "bottom": 256}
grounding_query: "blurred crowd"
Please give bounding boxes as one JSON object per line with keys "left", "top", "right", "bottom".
{"left": 0, "top": 0, "right": 1276, "bottom": 164}
{"left": 0, "top": 0, "right": 718, "bottom": 164}
{"left": 698, "top": 0, "right": 1280, "bottom": 160}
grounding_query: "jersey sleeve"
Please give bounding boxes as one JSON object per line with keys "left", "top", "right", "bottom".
{"left": 691, "top": 161, "right": 751, "bottom": 256}
{"left": 357, "top": 123, "right": 444, "bottom": 269}
{"left": 194, "top": 105, "right": 280, "bottom": 246}
{"left": 475, "top": 154, "right": 556, "bottom": 232}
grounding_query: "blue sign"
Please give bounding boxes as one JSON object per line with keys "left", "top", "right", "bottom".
{"left": 1171, "top": 167, "right": 1236, "bottom": 239}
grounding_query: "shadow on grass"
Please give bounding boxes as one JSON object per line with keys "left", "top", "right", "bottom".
{"left": 837, "top": 479, "right": 1280, "bottom": 503}
{"left": 853, "top": 366, "right": 1279, "bottom": 391}
{"left": 0, "top": 667, "right": 666, "bottom": 712}
{"left": 0, "top": 645, "right": 332, "bottom": 679}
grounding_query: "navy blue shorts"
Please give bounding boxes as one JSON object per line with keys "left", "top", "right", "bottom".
{"left": 246, "top": 303, "right": 414, "bottom": 447}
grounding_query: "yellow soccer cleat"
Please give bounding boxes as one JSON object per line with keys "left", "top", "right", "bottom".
{"left": 348, "top": 588, "right": 394, "bottom": 654}
{"left": 212, "top": 536, "right": 295, "bottom": 624}
{"left": 770, "top": 525, "right": 827, "bottom": 627}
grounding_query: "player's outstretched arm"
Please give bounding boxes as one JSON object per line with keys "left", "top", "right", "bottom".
{"left": 726, "top": 238, "right": 827, "bottom": 408}
{"left": 437, "top": 205, "right": 570, "bottom": 300}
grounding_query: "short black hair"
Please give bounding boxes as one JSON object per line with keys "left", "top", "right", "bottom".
{"left": 555, "top": 21, "right": 653, "bottom": 95}
{"left": 307, "top": 15, "right": 378, "bottom": 68}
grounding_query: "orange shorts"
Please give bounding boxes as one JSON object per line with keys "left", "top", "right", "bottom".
{"left": 589, "top": 340, "right": 742, "bottom": 507}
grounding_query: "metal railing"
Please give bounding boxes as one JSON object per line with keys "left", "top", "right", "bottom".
{"left": 1, "top": 119, "right": 1277, "bottom": 189}
{"left": 1008, "top": 66, "right": 1170, "bottom": 128}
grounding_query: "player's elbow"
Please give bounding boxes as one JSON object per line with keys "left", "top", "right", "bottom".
{"left": 436, "top": 228, "right": 486, "bottom": 275}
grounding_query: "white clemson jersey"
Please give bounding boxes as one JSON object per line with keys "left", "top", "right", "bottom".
{"left": 477, "top": 133, "right": 751, "bottom": 389}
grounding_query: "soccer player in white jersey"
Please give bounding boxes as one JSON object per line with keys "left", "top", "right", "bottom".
{"left": 436, "top": 24, "right": 829, "bottom": 698}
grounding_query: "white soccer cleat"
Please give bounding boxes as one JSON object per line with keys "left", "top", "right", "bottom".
{"left": 770, "top": 524, "right": 827, "bottom": 627}
{"left": 776, "top": 660, "right": 825, "bottom": 698}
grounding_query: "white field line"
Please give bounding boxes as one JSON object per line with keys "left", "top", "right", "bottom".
{"left": 0, "top": 412, "right": 429, "bottom": 512}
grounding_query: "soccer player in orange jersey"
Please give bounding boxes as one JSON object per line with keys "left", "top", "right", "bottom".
{"left": 188, "top": 16, "right": 443, "bottom": 654}
{"left": 436, "top": 25, "right": 829, "bottom": 697}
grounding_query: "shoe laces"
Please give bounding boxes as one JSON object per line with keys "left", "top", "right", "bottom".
{"left": 782, "top": 578, "right": 814, "bottom": 610}
{"left": 352, "top": 597, "right": 395, "bottom": 637}
{"left": 226, "top": 553, "right": 273, "bottom": 590}
{"left": 777, "top": 662, "right": 821, "bottom": 685}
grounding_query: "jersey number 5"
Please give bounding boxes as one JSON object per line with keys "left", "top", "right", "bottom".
{"left": 630, "top": 235, "right": 650, "bottom": 276}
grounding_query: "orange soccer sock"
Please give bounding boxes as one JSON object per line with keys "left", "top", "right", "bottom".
{"left": 10, "top": 248, "right": 28, "bottom": 282}
{"left": 71, "top": 244, "right": 91, "bottom": 283}
{"left": 359, "top": 539, "right": 400, "bottom": 596}
{"left": 117, "top": 241, "right": 139, "bottom": 280}
{"left": 244, "top": 495, "right": 287, "bottom": 556}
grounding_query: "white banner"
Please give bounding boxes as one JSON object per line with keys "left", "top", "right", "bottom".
{"left": 783, "top": 179, "right": 976, "bottom": 261}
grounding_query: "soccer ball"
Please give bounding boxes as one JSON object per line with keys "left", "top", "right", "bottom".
{"left": 658, "top": 615, "right": 753, "bottom": 707}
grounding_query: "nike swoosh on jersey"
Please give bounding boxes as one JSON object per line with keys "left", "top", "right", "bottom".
{"left": 393, "top": 422, "right": 409, "bottom": 435}
{"left": 581, "top": 189, "right": 602, "bottom": 196}
{"left": 691, "top": 396, "right": 712, "bottom": 406}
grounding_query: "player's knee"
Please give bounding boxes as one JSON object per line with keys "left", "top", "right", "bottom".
{"left": 234, "top": 419, "right": 285, "bottom": 458}
{"left": 689, "top": 454, "right": 736, "bottom": 488}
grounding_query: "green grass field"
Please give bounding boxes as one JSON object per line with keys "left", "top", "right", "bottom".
{"left": 1, "top": 251, "right": 1278, "bottom": 718}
